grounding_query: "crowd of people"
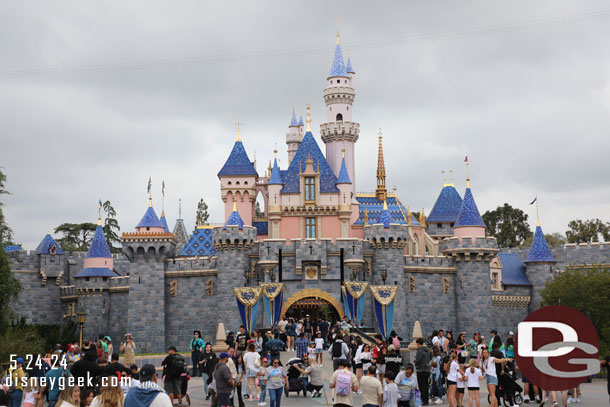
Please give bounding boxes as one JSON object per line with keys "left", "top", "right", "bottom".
{"left": 2, "top": 323, "right": 609, "bottom": 407}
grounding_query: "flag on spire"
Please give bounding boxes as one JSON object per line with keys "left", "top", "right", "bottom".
{"left": 147, "top": 176, "right": 152, "bottom": 194}
{"left": 464, "top": 155, "right": 468, "bottom": 162}
{"left": 529, "top": 197, "right": 537, "bottom": 205}
{"left": 162, "top": 180, "right": 165, "bottom": 196}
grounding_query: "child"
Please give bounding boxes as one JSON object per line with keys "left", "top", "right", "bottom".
{"left": 314, "top": 332, "right": 325, "bottom": 366}
{"left": 464, "top": 359, "right": 482, "bottom": 407}
{"left": 360, "top": 344, "right": 372, "bottom": 373}
{"left": 456, "top": 369, "right": 466, "bottom": 407}
{"left": 383, "top": 370, "right": 400, "bottom": 407}
{"left": 22, "top": 377, "right": 40, "bottom": 407}
{"left": 256, "top": 358, "right": 269, "bottom": 406}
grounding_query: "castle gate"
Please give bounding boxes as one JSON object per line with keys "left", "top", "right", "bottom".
{"left": 281, "top": 288, "right": 344, "bottom": 321}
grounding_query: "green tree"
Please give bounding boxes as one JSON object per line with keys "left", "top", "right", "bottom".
{"left": 102, "top": 200, "right": 121, "bottom": 252}
{"left": 255, "top": 201, "right": 264, "bottom": 219}
{"left": 196, "top": 198, "right": 209, "bottom": 226}
{"left": 565, "top": 219, "right": 609, "bottom": 243}
{"left": 541, "top": 266, "right": 610, "bottom": 355}
{"left": 482, "top": 203, "right": 533, "bottom": 248}
{"left": 54, "top": 223, "right": 97, "bottom": 252}
{"left": 522, "top": 232, "right": 566, "bottom": 248}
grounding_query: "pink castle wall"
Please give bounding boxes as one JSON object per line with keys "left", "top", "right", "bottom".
{"left": 453, "top": 226, "right": 485, "bottom": 243}
{"left": 321, "top": 216, "right": 341, "bottom": 239}
{"left": 280, "top": 217, "right": 300, "bottom": 239}
{"left": 136, "top": 226, "right": 165, "bottom": 234}
{"left": 84, "top": 257, "right": 114, "bottom": 269}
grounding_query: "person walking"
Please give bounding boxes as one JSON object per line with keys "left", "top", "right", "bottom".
{"left": 263, "top": 359, "right": 287, "bottom": 407}
{"left": 467, "top": 333, "right": 479, "bottom": 365}
{"left": 329, "top": 359, "right": 358, "bottom": 407}
{"left": 384, "top": 346, "right": 403, "bottom": 383}
{"left": 125, "top": 364, "right": 172, "bottom": 407}
{"left": 394, "top": 364, "right": 418, "bottom": 407}
{"left": 464, "top": 359, "right": 482, "bottom": 407}
{"left": 480, "top": 346, "right": 512, "bottom": 407}
{"left": 383, "top": 371, "right": 400, "bottom": 407}
{"left": 243, "top": 344, "right": 261, "bottom": 401}
{"left": 446, "top": 352, "right": 460, "bottom": 407}
{"left": 190, "top": 331, "right": 204, "bottom": 377}
{"left": 264, "top": 332, "right": 285, "bottom": 362}
{"left": 236, "top": 326, "right": 250, "bottom": 355}
{"left": 314, "top": 332, "right": 325, "bottom": 365}
{"left": 161, "top": 346, "right": 185, "bottom": 407}
{"left": 360, "top": 366, "right": 383, "bottom": 407}
{"left": 456, "top": 332, "right": 467, "bottom": 365}
{"left": 317, "top": 318, "right": 330, "bottom": 346}
{"left": 414, "top": 338, "right": 431, "bottom": 406}
{"left": 212, "top": 353, "right": 234, "bottom": 407}
{"left": 278, "top": 317, "right": 288, "bottom": 351}
{"left": 429, "top": 349, "right": 443, "bottom": 404}
{"left": 329, "top": 336, "right": 350, "bottom": 372}
{"left": 256, "top": 358, "right": 269, "bottom": 406}
{"left": 120, "top": 334, "right": 136, "bottom": 368}
{"left": 9, "top": 357, "right": 25, "bottom": 407}
{"left": 295, "top": 333, "right": 309, "bottom": 360}
{"left": 198, "top": 343, "right": 216, "bottom": 400}
{"left": 285, "top": 319, "right": 297, "bottom": 352}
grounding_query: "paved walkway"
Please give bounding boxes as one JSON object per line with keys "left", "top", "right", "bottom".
{"left": 160, "top": 350, "right": 609, "bottom": 407}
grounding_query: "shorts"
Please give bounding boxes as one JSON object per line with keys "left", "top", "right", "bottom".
{"left": 354, "top": 362, "right": 363, "bottom": 369}
{"left": 447, "top": 380, "right": 457, "bottom": 386}
{"left": 521, "top": 375, "right": 529, "bottom": 383}
{"left": 468, "top": 387, "right": 479, "bottom": 391}
{"left": 315, "top": 348, "right": 323, "bottom": 354}
{"left": 217, "top": 392, "right": 231, "bottom": 406}
{"left": 457, "top": 387, "right": 465, "bottom": 394}
{"left": 164, "top": 378, "right": 182, "bottom": 395}
{"left": 486, "top": 374, "right": 498, "bottom": 386}
{"left": 246, "top": 368, "right": 258, "bottom": 378}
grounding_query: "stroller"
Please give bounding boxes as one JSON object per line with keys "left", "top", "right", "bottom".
{"left": 284, "top": 357, "right": 307, "bottom": 397}
{"left": 488, "top": 373, "right": 524, "bottom": 407}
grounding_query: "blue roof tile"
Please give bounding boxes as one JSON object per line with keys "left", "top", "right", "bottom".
{"left": 298, "top": 116, "right": 304, "bottom": 126}
{"left": 86, "top": 225, "right": 112, "bottom": 258}
{"left": 136, "top": 206, "right": 164, "bottom": 229}
{"left": 281, "top": 132, "right": 339, "bottom": 194}
{"left": 224, "top": 210, "right": 244, "bottom": 230}
{"left": 498, "top": 253, "right": 532, "bottom": 286}
{"left": 3, "top": 245, "right": 21, "bottom": 253}
{"left": 179, "top": 228, "right": 218, "bottom": 257}
{"left": 454, "top": 188, "right": 486, "bottom": 227}
{"left": 346, "top": 57, "right": 354, "bottom": 73}
{"left": 253, "top": 221, "right": 269, "bottom": 236}
{"left": 525, "top": 226, "right": 556, "bottom": 263}
{"left": 217, "top": 140, "right": 258, "bottom": 177}
{"left": 336, "top": 157, "right": 351, "bottom": 184}
{"left": 74, "top": 267, "right": 118, "bottom": 278}
{"left": 289, "top": 111, "right": 298, "bottom": 127}
{"left": 380, "top": 204, "right": 392, "bottom": 228}
{"left": 329, "top": 44, "right": 347, "bottom": 78}
{"left": 269, "top": 158, "right": 283, "bottom": 185}
{"left": 160, "top": 214, "right": 170, "bottom": 233}
{"left": 35, "top": 234, "right": 64, "bottom": 255}
{"left": 427, "top": 185, "right": 463, "bottom": 223}
{"left": 355, "top": 196, "right": 420, "bottom": 226}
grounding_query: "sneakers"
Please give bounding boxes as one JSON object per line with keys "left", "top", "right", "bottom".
{"left": 435, "top": 398, "right": 443, "bottom": 404}
{"left": 568, "top": 397, "right": 574, "bottom": 403}
{"left": 575, "top": 398, "right": 580, "bottom": 403}
{"left": 552, "top": 402, "right": 559, "bottom": 407}
{"left": 247, "top": 396, "right": 254, "bottom": 401}
{"left": 257, "top": 403, "right": 266, "bottom": 406}
{"left": 255, "top": 395, "right": 260, "bottom": 400}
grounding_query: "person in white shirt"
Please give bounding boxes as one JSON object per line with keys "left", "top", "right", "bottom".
{"left": 383, "top": 371, "right": 400, "bottom": 407}
{"left": 446, "top": 353, "right": 460, "bottom": 407}
{"left": 243, "top": 344, "right": 261, "bottom": 401}
{"left": 456, "top": 369, "right": 466, "bottom": 407}
{"left": 480, "top": 348, "right": 512, "bottom": 407}
{"left": 329, "top": 337, "right": 350, "bottom": 371}
{"left": 314, "top": 331, "right": 325, "bottom": 365}
{"left": 464, "top": 359, "right": 482, "bottom": 407}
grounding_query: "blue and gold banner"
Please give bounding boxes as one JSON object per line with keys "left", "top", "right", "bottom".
{"left": 369, "top": 285, "right": 398, "bottom": 339}
{"left": 259, "top": 283, "right": 284, "bottom": 328}
{"left": 233, "top": 287, "right": 262, "bottom": 334}
{"left": 342, "top": 282, "right": 368, "bottom": 325}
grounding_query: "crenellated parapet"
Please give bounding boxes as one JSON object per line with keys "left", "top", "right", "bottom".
{"left": 364, "top": 223, "right": 410, "bottom": 249}
{"left": 212, "top": 225, "right": 258, "bottom": 251}
{"left": 441, "top": 236, "right": 499, "bottom": 261}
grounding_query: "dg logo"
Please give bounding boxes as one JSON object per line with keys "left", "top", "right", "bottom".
{"left": 515, "top": 305, "right": 600, "bottom": 391}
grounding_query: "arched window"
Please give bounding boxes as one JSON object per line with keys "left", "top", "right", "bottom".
{"left": 228, "top": 181, "right": 232, "bottom": 185}
{"left": 336, "top": 113, "right": 343, "bottom": 122}
{"left": 236, "top": 181, "right": 240, "bottom": 185}
{"left": 244, "top": 181, "right": 248, "bottom": 185}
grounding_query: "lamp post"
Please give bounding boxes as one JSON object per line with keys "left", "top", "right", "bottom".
{"left": 76, "top": 311, "right": 87, "bottom": 348}
{"left": 380, "top": 267, "right": 387, "bottom": 285}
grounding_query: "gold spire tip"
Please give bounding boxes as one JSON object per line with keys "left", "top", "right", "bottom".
{"left": 536, "top": 201, "right": 540, "bottom": 226}
{"left": 383, "top": 200, "right": 388, "bottom": 210}
{"left": 236, "top": 121, "right": 241, "bottom": 141}
{"left": 97, "top": 217, "right": 101, "bottom": 226}
{"left": 148, "top": 197, "right": 153, "bottom": 207}
{"left": 233, "top": 196, "right": 237, "bottom": 211}
{"left": 306, "top": 104, "right": 311, "bottom": 132}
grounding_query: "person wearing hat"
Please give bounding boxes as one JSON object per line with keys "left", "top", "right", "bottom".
{"left": 161, "top": 346, "right": 186, "bottom": 406}
{"left": 124, "top": 364, "right": 171, "bottom": 407}
{"left": 414, "top": 338, "right": 431, "bottom": 405}
{"left": 121, "top": 333, "right": 137, "bottom": 367}
{"left": 189, "top": 330, "right": 204, "bottom": 377}
{"left": 9, "top": 357, "right": 25, "bottom": 407}
{"left": 213, "top": 352, "right": 234, "bottom": 407}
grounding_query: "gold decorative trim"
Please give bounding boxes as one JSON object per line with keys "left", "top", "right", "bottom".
{"left": 164, "top": 269, "right": 218, "bottom": 278}
{"left": 281, "top": 288, "right": 344, "bottom": 319}
{"left": 404, "top": 266, "right": 457, "bottom": 274}
{"left": 492, "top": 295, "right": 531, "bottom": 307}
{"left": 109, "top": 286, "right": 129, "bottom": 293}
{"left": 12, "top": 270, "right": 38, "bottom": 273}
{"left": 60, "top": 295, "right": 78, "bottom": 302}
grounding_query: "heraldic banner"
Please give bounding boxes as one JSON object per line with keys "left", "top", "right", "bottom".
{"left": 341, "top": 282, "right": 369, "bottom": 325}
{"left": 233, "top": 286, "right": 263, "bottom": 334}
{"left": 259, "top": 283, "right": 284, "bottom": 328}
{"left": 369, "top": 285, "right": 398, "bottom": 339}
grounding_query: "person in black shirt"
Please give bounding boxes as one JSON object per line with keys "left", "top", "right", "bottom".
{"left": 102, "top": 353, "right": 131, "bottom": 378}
{"left": 70, "top": 350, "right": 101, "bottom": 384}
{"left": 490, "top": 342, "right": 514, "bottom": 406}
{"left": 384, "top": 344, "right": 404, "bottom": 378}
{"left": 235, "top": 326, "right": 250, "bottom": 354}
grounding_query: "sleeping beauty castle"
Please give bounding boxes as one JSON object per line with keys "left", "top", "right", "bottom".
{"left": 6, "top": 34, "right": 610, "bottom": 352}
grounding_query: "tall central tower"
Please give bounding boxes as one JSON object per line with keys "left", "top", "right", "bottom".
{"left": 320, "top": 33, "right": 359, "bottom": 199}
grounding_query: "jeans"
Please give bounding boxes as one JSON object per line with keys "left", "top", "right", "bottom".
{"left": 268, "top": 387, "right": 283, "bottom": 407}
{"left": 259, "top": 384, "right": 267, "bottom": 403}
{"left": 202, "top": 372, "right": 209, "bottom": 394}
{"left": 417, "top": 371, "right": 430, "bottom": 405}
{"left": 9, "top": 389, "right": 23, "bottom": 407}
{"left": 192, "top": 350, "right": 201, "bottom": 376}
{"left": 430, "top": 373, "right": 444, "bottom": 400}
{"left": 217, "top": 392, "right": 231, "bottom": 407}
{"left": 47, "top": 400, "right": 57, "bottom": 407}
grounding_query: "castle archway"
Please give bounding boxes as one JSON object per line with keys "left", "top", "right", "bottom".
{"left": 281, "top": 288, "right": 344, "bottom": 322}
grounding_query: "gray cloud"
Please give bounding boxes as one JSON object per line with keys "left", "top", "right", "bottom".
{"left": 2, "top": 0, "right": 610, "bottom": 248}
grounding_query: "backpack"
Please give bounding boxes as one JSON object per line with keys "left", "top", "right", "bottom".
{"left": 332, "top": 341, "right": 343, "bottom": 358}
{"left": 442, "top": 355, "right": 451, "bottom": 375}
{"left": 171, "top": 355, "right": 186, "bottom": 377}
{"left": 392, "top": 336, "right": 401, "bottom": 350}
{"left": 335, "top": 370, "right": 352, "bottom": 396}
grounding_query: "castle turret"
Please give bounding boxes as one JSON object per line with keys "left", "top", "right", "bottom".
{"left": 172, "top": 200, "right": 189, "bottom": 252}
{"left": 427, "top": 179, "right": 463, "bottom": 238}
{"left": 375, "top": 131, "right": 387, "bottom": 202}
{"left": 525, "top": 204, "right": 556, "bottom": 310}
{"left": 75, "top": 217, "right": 116, "bottom": 278}
{"left": 267, "top": 154, "right": 283, "bottom": 239}
{"left": 453, "top": 165, "right": 485, "bottom": 242}
{"left": 218, "top": 126, "right": 258, "bottom": 226}
{"left": 286, "top": 109, "right": 302, "bottom": 164}
{"left": 336, "top": 152, "right": 352, "bottom": 237}
{"left": 35, "top": 233, "right": 66, "bottom": 284}
{"left": 320, "top": 33, "right": 359, "bottom": 197}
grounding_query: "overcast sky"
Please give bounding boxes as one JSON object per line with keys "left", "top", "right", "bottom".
{"left": 2, "top": 1, "right": 610, "bottom": 249}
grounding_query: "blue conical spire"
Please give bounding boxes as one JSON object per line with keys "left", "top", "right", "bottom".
{"left": 35, "top": 234, "right": 64, "bottom": 255}
{"left": 380, "top": 200, "right": 392, "bottom": 228}
{"left": 526, "top": 225, "right": 556, "bottom": 263}
{"left": 298, "top": 115, "right": 304, "bottom": 126}
{"left": 328, "top": 34, "right": 347, "bottom": 78}
{"left": 454, "top": 188, "right": 485, "bottom": 227}
{"left": 269, "top": 158, "right": 283, "bottom": 185}
{"left": 86, "top": 225, "right": 112, "bottom": 258}
{"left": 136, "top": 202, "right": 165, "bottom": 229}
{"left": 160, "top": 213, "right": 170, "bottom": 233}
{"left": 289, "top": 110, "right": 298, "bottom": 127}
{"left": 224, "top": 199, "right": 245, "bottom": 230}
{"left": 336, "top": 156, "right": 351, "bottom": 184}
{"left": 346, "top": 57, "right": 354, "bottom": 74}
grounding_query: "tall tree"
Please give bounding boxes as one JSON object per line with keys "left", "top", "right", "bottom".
{"left": 196, "top": 199, "right": 209, "bottom": 226}
{"left": 541, "top": 266, "right": 610, "bottom": 354}
{"left": 102, "top": 200, "right": 121, "bottom": 252}
{"left": 482, "top": 203, "right": 533, "bottom": 248}
{"left": 54, "top": 223, "right": 97, "bottom": 252}
{"left": 565, "top": 219, "right": 609, "bottom": 243}
{"left": 255, "top": 201, "right": 264, "bottom": 219}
